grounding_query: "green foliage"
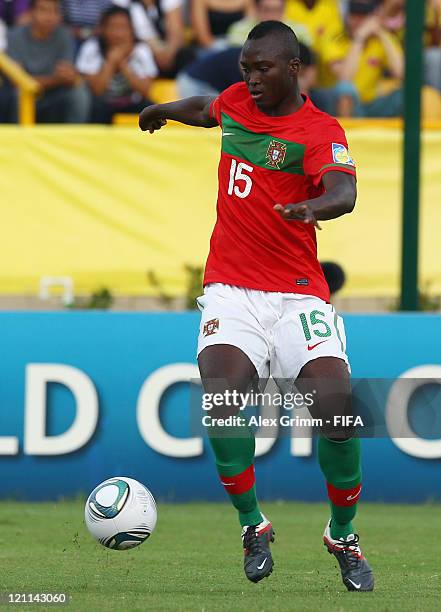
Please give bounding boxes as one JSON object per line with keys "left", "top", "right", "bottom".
{"left": 146, "top": 266, "right": 203, "bottom": 310}
{"left": 146, "top": 270, "right": 173, "bottom": 307}
{"left": 390, "top": 281, "right": 441, "bottom": 312}
{"left": 86, "top": 288, "right": 114, "bottom": 310}
{"left": 418, "top": 282, "right": 441, "bottom": 311}
{"left": 68, "top": 288, "right": 114, "bottom": 310}
{"left": 184, "top": 265, "right": 203, "bottom": 310}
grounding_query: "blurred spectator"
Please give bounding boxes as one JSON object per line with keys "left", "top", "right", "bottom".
{"left": 425, "top": 0, "right": 441, "bottom": 92}
{"left": 227, "top": 0, "right": 312, "bottom": 47}
{"left": 0, "top": 0, "right": 30, "bottom": 50}
{"left": 312, "top": 0, "right": 403, "bottom": 117}
{"left": 177, "top": 46, "right": 241, "bottom": 97}
{"left": 76, "top": 6, "right": 157, "bottom": 123}
{"left": 191, "top": 0, "right": 254, "bottom": 50}
{"left": 113, "top": 0, "right": 188, "bottom": 77}
{"left": 380, "top": 0, "right": 406, "bottom": 34}
{"left": 284, "top": 0, "right": 345, "bottom": 90}
{"left": 285, "top": 0, "right": 344, "bottom": 48}
{"left": 377, "top": 0, "right": 404, "bottom": 41}
{"left": 5, "top": 0, "right": 90, "bottom": 122}
{"left": 426, "top": 0, "right": 441, "bottom": 46}
{"left": 61, "top": 0, "right": 111, "bottom": 48}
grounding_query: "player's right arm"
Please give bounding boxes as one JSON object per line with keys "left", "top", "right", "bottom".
{"left": 139, "top": 97, "right": 218, "bottom": 133}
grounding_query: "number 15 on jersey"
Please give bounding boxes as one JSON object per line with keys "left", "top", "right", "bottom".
{"left": 228, "top": 159, "right": 254, "bottom": 199}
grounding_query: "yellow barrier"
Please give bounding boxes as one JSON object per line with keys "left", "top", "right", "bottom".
{"left": 0, "top": 125, "right": 439, "bottom": 297}
{"left": 0, "top": 52, "right": 40, "bottom": 125}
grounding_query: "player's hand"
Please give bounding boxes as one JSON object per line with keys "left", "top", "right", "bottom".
{"left": 274, "top": 203, "right": 322, "bottom": 230}
{"left": 139, "top": 105, "right": 167, "bottom": 133}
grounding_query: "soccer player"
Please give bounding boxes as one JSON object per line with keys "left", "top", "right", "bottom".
{"left": 139, "top": 20, "right": 374, "bottom": 592}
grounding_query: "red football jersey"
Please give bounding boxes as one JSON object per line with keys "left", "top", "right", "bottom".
{"left": 204, "top": 82, "right": 356, "bottom": 301}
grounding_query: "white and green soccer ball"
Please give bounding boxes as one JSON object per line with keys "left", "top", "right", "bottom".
{"left": 85, "top": 477, "right": 157, "bottom": 550}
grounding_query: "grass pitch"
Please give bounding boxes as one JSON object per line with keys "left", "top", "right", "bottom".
{"left": 0, "top": 501, "right": 440, "bottom": 611}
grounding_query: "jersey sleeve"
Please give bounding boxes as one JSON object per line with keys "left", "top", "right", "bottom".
{"left": 209, "top": 96, "right": 222, "bottom": 126}
{"left": 303, "top": 122, "right": 356, "bottom": 187}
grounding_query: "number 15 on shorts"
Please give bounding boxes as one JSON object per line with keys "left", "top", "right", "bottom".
{"left": 300, "top": 309, "right": 345, "bottom": 352}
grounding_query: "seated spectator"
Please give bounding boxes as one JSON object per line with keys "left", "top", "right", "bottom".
{"left": 177, "top": 46, "right": 241, "bottom": 97}
{"left": 285, "top": 0, "right": 344, "bottom": 47}
{"left": 425, "top": 0, "right": 441, "bottom": 92}
{"left": 0, "top": 0, "right": 30, "bottom": 50}
{"left": 227, "top": 0, "right": 313, "bottom": 47}
{"left": 5, "top": 0, "right": 90, "bottom": 122}
{"left": 191, "top": 0, "right": 255, "bottom": 50}
{"left": 284, "top": 0, "right": 345, "bottom": 89}
{"left": 113, "top": 0, "right": 188, "bottom": 77}
{"left": 76, "top": 6, "right": 157, "bottom": 123}
{"left": 312, "top": 0, "right": 403, "bottom": 117}
{"left": 61, "top": 0, "right": 111, "bottom": 48}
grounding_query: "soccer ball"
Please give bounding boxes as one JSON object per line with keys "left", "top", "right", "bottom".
{"left": 84, "top": 477, "right": 157, "bottom": 550}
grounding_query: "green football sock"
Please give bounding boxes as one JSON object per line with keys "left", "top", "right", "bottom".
{"left": 209, "top": 425, "right": 263, "bottom": 527}
{"left": 318, "top": 436, "right": 362, "bottom": 539}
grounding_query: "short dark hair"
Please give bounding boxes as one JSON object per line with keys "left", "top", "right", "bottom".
{"left": 247, "top": 20, "right": 300, "bottom": 60}
{"left": 100, "top": 6, "right": 133, "bottom": 27}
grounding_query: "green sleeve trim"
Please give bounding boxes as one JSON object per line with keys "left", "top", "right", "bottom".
{"left": 319, "top": 163, "right": 356, "bottom": 172}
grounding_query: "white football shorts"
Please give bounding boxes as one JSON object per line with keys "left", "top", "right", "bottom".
{"left": 196, "top": 283, "right": 350, "bottom": 381}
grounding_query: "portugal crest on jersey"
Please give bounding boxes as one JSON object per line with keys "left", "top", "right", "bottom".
{"left": 203, "top": 318, "right": 219, "bottom": 337}
{"left": 266, "top": 140, "right": 287, "bottom": 169}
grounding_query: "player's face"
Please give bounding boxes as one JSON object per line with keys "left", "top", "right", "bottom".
{"left": 240, "top": 39, "right": 299, "bottom": 112}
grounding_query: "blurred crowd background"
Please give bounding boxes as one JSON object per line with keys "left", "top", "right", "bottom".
{"left": 0, "top": 0, "right": 440, "bottom": 123}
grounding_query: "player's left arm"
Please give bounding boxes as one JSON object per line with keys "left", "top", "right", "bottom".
{"left": 274, "top": 171, "right": 356, "bottom": 228}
